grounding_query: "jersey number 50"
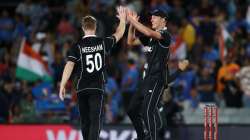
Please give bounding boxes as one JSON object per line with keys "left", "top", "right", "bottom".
{"left": 86, "top": 53, "right": 102, "bottom": 73}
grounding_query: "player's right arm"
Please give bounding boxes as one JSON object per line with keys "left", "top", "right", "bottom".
{"left": 127, "top": 10, "right": 141, "bottom": 46}
{"left": 127, "top": 22, "right": 142, "bottom": 46}
{"left": 59, "top": 61, "right": 75, "bottom": 101}
{"left": 112, "top": 6, "right": 126, "bottom": 43}
{"left": 59, "top": 44, "right": 80, "bottom": 101}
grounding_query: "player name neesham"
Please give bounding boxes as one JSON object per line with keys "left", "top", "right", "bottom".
{"left": 82, "top": 44, "right": 103, "bottom": 53}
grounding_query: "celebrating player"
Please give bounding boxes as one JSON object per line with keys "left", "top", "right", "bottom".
{"left": 126, "top": 8, "right": 189, "bottom": 140}
{"left": 59, "top": 6, "right": 126, "bottom": 140}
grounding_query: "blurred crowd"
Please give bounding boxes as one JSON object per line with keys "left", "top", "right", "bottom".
{"left": 0, "top": 0, "right": 250, "bottom": 125}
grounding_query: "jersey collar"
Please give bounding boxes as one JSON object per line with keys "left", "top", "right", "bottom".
{"left": 156, "top": 27, "right": 167, "bottom": 32}
{"left": 83, "top": 35, "right": 97, "bottom": 38}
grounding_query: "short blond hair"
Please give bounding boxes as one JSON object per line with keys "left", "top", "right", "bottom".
{"left": 81, "top": 16, "right": 97, "bottom": 30}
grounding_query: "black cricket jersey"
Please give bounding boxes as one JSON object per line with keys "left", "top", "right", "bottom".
{"left": 140, "top": 27, "right": 171, "bottom": 81}
{"left": 67, "top": 35, "right": 116, "bottom": 92}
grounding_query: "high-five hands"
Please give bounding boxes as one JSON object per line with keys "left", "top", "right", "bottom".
{"left": 127, "top": 8, "right": 139, "bottom": 22}
{"left": 116, "top": 6, "right": 127, "bottom": 21}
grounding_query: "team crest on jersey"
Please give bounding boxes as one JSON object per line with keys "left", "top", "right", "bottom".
{"left": 143, "top": 46, "right": 153, "bottom": 52}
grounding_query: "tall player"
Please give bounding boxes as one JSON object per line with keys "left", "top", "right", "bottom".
{"left": 59, "top": 6, "right": 126, "bottom": 140}
{"left": 126, "top": 8, "right": 188, "bottom": 140}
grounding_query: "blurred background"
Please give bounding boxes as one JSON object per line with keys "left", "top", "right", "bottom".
{"left": 0, "top": 0, "right": 250, "bottom": 140}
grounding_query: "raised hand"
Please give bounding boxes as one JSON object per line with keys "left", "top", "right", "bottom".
{"left": 131, "top": 10, "right": 139, "bottom": 21}
{"left": 178, "top": 59, "right": 189, "bottom": 71}
{"left": 127, "top": 8, "right": 139, "bottom": 22}
{"left": 116, "top": 6, "right": 127, "bottom": 21}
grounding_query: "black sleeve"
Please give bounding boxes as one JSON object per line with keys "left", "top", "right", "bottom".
{"left": 139, "top": 35, "right": 150, "bottom": 46}
{"left": 158, "top": 29, "right": 171, "bottom": 48}
{"left": 67, "top": 44, "right": 80, "bottom": 63}
{"left": 104, "top": 36, "right": 116, "bottom": 53}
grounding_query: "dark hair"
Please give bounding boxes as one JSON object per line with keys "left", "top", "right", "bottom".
{"left": 128, "top": 58, "right": 135, "bottom": 65}
{"left": 81, "top": 16, "right": 97, "bottom": 30}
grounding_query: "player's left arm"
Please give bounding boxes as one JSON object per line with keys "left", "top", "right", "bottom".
{"left": 112, "top": 6, "right": 126, "bottom": 43}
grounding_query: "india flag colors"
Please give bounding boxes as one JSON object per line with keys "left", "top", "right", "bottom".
{"left": 170, "top": 35, "right": 187, "bottom": 60}
{"left": 16, "top": 39, "right": 52, "bottom": 82}
{"left": 218, "top": 25, "right": 233, "bottom": 63}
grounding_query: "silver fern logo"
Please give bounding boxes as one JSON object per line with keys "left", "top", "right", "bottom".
{"left": 143, "top": 46, "right": 153, "bottom": 52}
